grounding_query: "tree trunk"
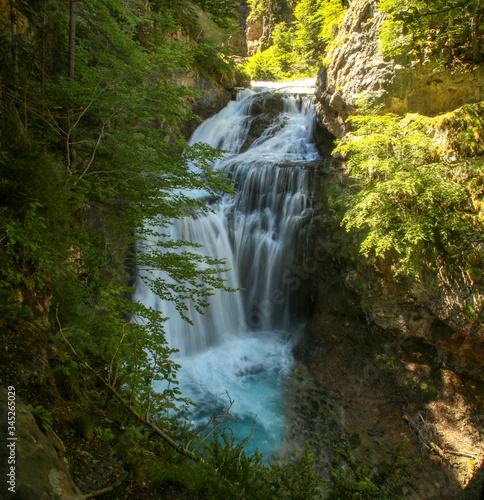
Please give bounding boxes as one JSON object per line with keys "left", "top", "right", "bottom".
{"left": 471, "top": 15, "right": 481, "bottom": 62}
{"left": 10, "top": 0, "right": 18, "bottom": 75}
{"left": 41, "top": 0, "right": 46, "bottom": 98}
{"left": 68, "top": 0, "right": 76, "bottom": 80}
{"left": 68, "top": 0, "right": 77, "bottom": 172}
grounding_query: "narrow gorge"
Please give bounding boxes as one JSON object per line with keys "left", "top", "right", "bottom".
{"left": 1, "top": 0, "right": 483, "bottom": 498}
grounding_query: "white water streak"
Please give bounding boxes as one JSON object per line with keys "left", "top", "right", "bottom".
{"left": 134, "top": 84, "right": 319, "bottom": 455}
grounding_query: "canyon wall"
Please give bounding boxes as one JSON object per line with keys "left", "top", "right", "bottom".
{"left": 312, "top": 0, "right": 484, "bottom": 379}
{"left": 303, "top": 1, "right": 484, "bottom": 496}
{"left": 315, "top": 0, "right": 484, "bottom": 138}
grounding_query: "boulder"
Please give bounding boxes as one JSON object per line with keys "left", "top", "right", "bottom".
{"left": 240, "top": 112, "right": 280, "bottom": 152}
{"left": 0, "top": 388, "right": 82, "bottom": 499}
{"left": 247, "top": 92, "right": 285, "bottom": 115}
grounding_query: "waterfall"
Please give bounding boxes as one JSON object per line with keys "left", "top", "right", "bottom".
{"left": 134, "top": 80, "right": 319, "bottom": 456}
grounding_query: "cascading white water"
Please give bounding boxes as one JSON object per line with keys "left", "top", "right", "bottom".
{"left": 134, "top": 81, "right": 319, "bottom": 457}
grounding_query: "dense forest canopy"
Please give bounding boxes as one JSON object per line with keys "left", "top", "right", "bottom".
{"left": 379, "top": 0, "right": 482, "bottom": 64}
{"left": 335, "top": 106, "right": 484, "bottom": 277}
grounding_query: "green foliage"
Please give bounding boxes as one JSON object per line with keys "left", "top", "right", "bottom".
{"left": 151, "top": 460, "right": 208, "bottom": 493}
{"left": 150, "top": 434, "right": 324, "bottom": 499}
{"left": 248, "top": 0, "right": 297, "bottom": 22}
{"left": 244, "top": 43, "right": 297, "bottom": 80}
{"left": 0, "top": 293, "right": 34, "bottom": 322}
{"left": 150, "top": 434, "right": 419, "bottom": 499}
{"left": 150, "top": 429, "right": 263, "bottom": 498}
{"left": 41, "top": 354, "right": 86, "bottom": 397}
{"left": 248, "top": 0, "right": 271, "bottom": 19}
{"left": 73, "top": 409, "right": 98, "bottom": 440}
{"left": 199, "top": 430, "right": 266, "bottom": 498}
{"left": 0, "top": 0, "right": 245, "bottom": 451}
{"left": 324, "top": 442, "right": 419, "bottom": 499}
{"left": 433, "top": 102, "right": 484, "bottom": 157}
{"left": 293, "top": 0, "right": 345, "bottom": 64}
{"left": 419, "top": 382, "right": 438, "bottom": 401}
{"left": 94, "top": 427, "right": 116, "bottom": 442}
{"left": 244, "top": 0, "right": 347, "bottom": 80}
{"left": 379, "top": 0, "right": 483, "bottom": 65}
{"left": 243, "top": 21, "right": 298, "bottom": 80}
{"left": 28, "top": 405, "right": 54, "bottom": 426}
{"left": 0, "top": 139, "right": 76, "bottom": 294}
{"left": 191, "top": 0, "right": 240, "bottom": 29}
{"left": 335, "top": 106, "right": 484, "bottom": 275}
{"left": 191, "top": 2, "right": 241, "bottom": 45}
{"left": 260, "top": 443, "right": 324, "bottom": 499}
{"left": 463, "top": 304, "right": 479, "bottom": 322}
{"left": 195, "top": 44, "right": 249, "bottom": 86}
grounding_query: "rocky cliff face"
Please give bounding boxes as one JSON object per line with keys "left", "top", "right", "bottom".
{"left": 306, "top": 1, "right": 484, "bottom": 496}
{"left": 312, "top": 0, "right": 484, "bottom": 380}
{"left": 315, "top": 0, "right": 484, "bottom": 138}
{"left": 243, "top": 0, "right": 296, "bottom": 55}
{"left": 299, "top": 159, "right": 484, "bottom": 498}
{"left": 246, "top": 17, "right": 264, "bottom": 55}
{"left": 311, "top": 0, "right": 484, "bottom": 374}
{"left": 175, "top": 70, "right": 233, "bottom": 138}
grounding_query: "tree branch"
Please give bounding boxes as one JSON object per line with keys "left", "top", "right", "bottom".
{"left": 408, "top": 0, "right": 475, "bottom": 18}
{"left": 108, "top": 321, "right": 127, "bottom": 385}
{"left": 55, "top": 307, "right": 204, "bottom": 463}
{"left": 78, "top": 120, "right": 107, "bottom": 180}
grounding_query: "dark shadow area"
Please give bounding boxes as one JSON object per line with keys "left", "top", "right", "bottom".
{"left": 288, "top": 157, "right": 484, "bottom": 497}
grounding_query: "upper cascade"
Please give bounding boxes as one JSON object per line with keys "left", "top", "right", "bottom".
{"left": 250, "top": 79, "right": 317, "bottom": 95}
{"left": 135, "top": 85, "right": 319, "bottom": 355}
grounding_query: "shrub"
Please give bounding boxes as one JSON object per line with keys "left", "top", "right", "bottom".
{"left": 335, "top": 107, "right": 484, "bottom": 276}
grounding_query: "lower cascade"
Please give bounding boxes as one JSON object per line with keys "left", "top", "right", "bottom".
{"left": 135, "top": 81, "right": 319, "bottom": 456}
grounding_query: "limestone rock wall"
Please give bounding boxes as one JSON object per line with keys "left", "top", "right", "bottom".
{"left": 311, "top": 0, "right": 484, "bottom": 378}
{"left": 316, "top": 0, "right": 484, "bottom": 138}
{"left": 173, "top": 70, "right": 233, "bottom": 138}
{"left": 303, "top": 162, "right": 484, "bottom": 496}
{"left": 288, "top": 1, "right": 484, "bottom": 491}
{"left": 243, "top": 0, "right": 296, "bottom": 55}
{"left": 246, "top": 17, "right": 264, "bottom": 55}
{"left": 308, "top": 157, "right": 482, "bottom": 375}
